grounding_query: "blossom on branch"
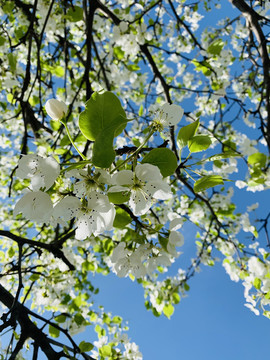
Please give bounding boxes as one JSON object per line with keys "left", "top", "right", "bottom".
{"left": 153, "top": 103, "right": 184, "bottom": 129}
{"left": 16, "top": 154, "right": 60, "bottom": 191}
{"left": 14, "top": 191, "right": 53, "bottom": 222}
{"left": 111, "top": 242, "right": 151, "bottom": 278}
{"left": 66, "top": 168, "right": 111, "bottom": 198}
{"left": 45, "top": 98, "right": 68, "bottom": 121}
{"left": 109, "top": 164, "right": 172, "bottom": 216}
{"left": 53, "top": 192, "right": 115, "bottom": 240}
{"left": 167, "top": 218, "right": 184, "bottom": 256}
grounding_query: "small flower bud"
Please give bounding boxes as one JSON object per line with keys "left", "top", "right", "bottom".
{"left": 45, "top": 99, "right": 68, "bottom": 120}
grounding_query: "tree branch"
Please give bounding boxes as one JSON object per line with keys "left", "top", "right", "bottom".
{"left": 0, "top": 230, "right": 75, "bottom": 271}
{"left": 229, "top": 0, "right": 270, "bottom": 152}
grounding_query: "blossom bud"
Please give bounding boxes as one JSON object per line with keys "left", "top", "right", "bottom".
{"left": 45, "top": 99, "right": 68, "bottom": 120}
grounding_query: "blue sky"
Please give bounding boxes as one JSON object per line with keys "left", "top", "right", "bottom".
{"left": 93, "top": 257, "right": 270, "bottom": 360}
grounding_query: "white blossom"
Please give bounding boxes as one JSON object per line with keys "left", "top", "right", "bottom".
{"left": 111, "top": 243, "right": 150, "bottom": 278}
{"left": 155, "top": 103, "right": 184, "bottom": 127}
{"left": 53, "top": 193, "right": 115, "bottom": 240}
{"left": 16, "top": 154, "right": 60, "bottom": 191}
{"left": 248, "top": 256, "right": 267, "bottom": 278}
{"left": 167, "top": 218, "right": 184, "bottom": 256}
{"left": 109, "top": 164, "right": 172, "bottom": 216}
{"left": 45, "top": 98, "right": 68, "bottom": 120}
{"left": 14, "top": 191, "right": 53, "bottom": 222}
{"left": 66, "top": 168, "right": 111, "bottom": 197}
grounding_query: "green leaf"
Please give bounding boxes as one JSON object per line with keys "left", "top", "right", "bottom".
{"left": 223, "top": 140, "right": 237, "bottom": 153}
{"left": 159, "top": 235, "right": 169, "bottom": 252}
{"left": 79, "top": 91, "right": 128, "bottom": 168}
{"left": 194, "top": 175, "right": 224, "bottom": 193}
{"left": 108, "top": 190, "right": 130, "bottom": 205}
{"left": 112, "top": 316, "right": 122, "bottom": 324}
{"left": 54, "top": 65, "right": 65, "bottom": 77}
{"left": 100, "top": 345, "right": 112, "bottom": 357}
{"left": 254, "top": 277, "right": 261, "bottom": 290}
{"left": 54, "top": 314, "right": 66, "bottom": 323}
{"left": 263, "top": 311, "right": 270, "bottom": 319}
{"left": 172, "top": 293, "right": 180, "bottom": 304}
{"left": 0, "top": 36, "right": 5, "bottom": 46}
{"left": 203, "top": 152, "right": 240, "bottom": 162}
{"left": 8, "top": 247, "right": 15, "bottom": 258}
{"left": 79, "top": 91, "right": 126, "bottom": 141}
{"left": 66, "top": 6, "right": 83, "bottom": 22}
{"left": 79, "top": 341, "right": 94, "bottom": 352}
{"left": 141, "top": 148, "right": 178, "bottom": 177}
{"left": 113, "top": 207, "right": 132, "bottom": 228}
{"left": 192, "top": 60, "right": 213, "bottom": 76}
{"left": 163, "top": 304, "right": 174, "bottom": 319}
{"left": 248, "top": 153, "right": 267, "bottom": 168}
{"left": 188, "top": 135, "right": 211, "bottom": 153}
{"left": 29, "top": 273, "right": 40, "bottom": 281}
{"left": 49, "top": 324, "right": 60, "bottom": 338}
{"left": 177, "top": 120, "right": 199, "bottom": 150}
{"left": 7, "top": 53, "right": 17, "bottom": 73}
{"left": 207, "top": 39, "right": 224, "bottom": 56}
{"left": 62, "top": 160, "right": 91, "bottom": 172}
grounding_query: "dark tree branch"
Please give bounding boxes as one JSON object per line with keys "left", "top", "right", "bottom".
{"left": 229, "top": 0, "right": 270, "bottom": 152}
{"left": 0, "top": 230, "right": 75, "bottom": 271}
{"left": 0, "top": 284, "right": 64, "bottom": 360}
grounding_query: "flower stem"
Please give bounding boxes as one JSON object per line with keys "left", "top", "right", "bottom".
{"left": 111, "top": 129, "right": 155, "bottom": 173}
{"left": 61, "top": 120, "right": 87, "bottom": 160}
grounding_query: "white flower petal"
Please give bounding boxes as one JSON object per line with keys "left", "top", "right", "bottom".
{"left": 113, "top": 170, "right": 133, "bottom": 185}
{"left": 14, "top": 191, "right": 53, "bottom": 222}
{"left": 75, "top": 212, "right": 95, "bottom": 240}
{"left": 169, "top": 231, "right": 184, "bottom": 247}
{"left": 87, "top": 193, "right": 111, "bottom": 213}
{"left": 97, "top": 206, "right": 115, "bottom": 233}
{"left": 111, "top": 243, "right": 129, "bottom": 263}
{"left": 53, "top": 196, "right": 81, "bottom": 221}
{"left": 144, "top": 181, "right": 172, "bottom": 200}
{"left": 135, "top": 163, "right": 162, "bottom": 182}
{"left": 169, "top": 217, "right": 183, "bottom": 231}
{"left": 96, "top": 169, "right": 112, "bottom": 184}
{"left": 160, "top": 103, "right": 184, "bottom": 126}
{"left": 40, "top": 157, "right": 60, "bottom": 190}
{"left": 16, "top": 154, "right": 59, "bottom": 191}
{"left": 130, "top": 189, "right": 151, "bottom": 216}
{"left": 16, "top": 155, "right": 39, "bottom": 178}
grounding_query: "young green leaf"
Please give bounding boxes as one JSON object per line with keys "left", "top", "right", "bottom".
{"left": 194, "top": 175, "right": 224, "bottom": 193}
{"left": 108, "top": 190, "right": 130, "bottom": 205}
{"left": 100, "top": 345, "right": 112, "bottom": 357}
{"left": 188, "top": 135, "right": 211, "bottom": 153}
{"left": 66, "top": 6, "right": 83, "bottom": 22}
{"left": 163, "top": 304, "right": 174, "bottom": 319}
{"left": 177, "top": 119, "right": 200, "bottom": 150}
{"left": 248, "top": 153, "right": 267, "bottom": 168}
{"left": 192, "top": 151, "right": 241, "bottom": 165}
{"left": 113, "top": 207, "right": 132, "bottom": 228}
{"left": 207, "top": 39, "right": 224, "bottom": 56}
{"left": 79, "top": 341, "right": 94, "bottom": 352}
{"left": 79, "top": 91, "right": 128, "bottom": 168}
{"left": 49, "top": 324, "right": 60, "bottom": 338}
{"left": 79, "top": 91, "right": 127, "bottom": 141}
{"left": 141, "top": 148, "right": 178, "bottom": 177}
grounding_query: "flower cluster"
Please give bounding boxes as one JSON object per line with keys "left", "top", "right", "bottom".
{"left": 13, "top": 155, "right": 183, "bottom": 261}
